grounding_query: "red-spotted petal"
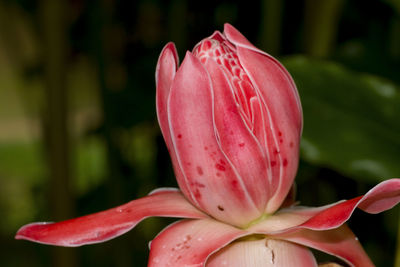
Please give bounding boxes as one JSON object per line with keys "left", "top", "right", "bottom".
{"left": 276, "top": 225, "right": 374, "bottom": 267}
{"left": 237, "top": 46, "right": 302, "bottom": 214}
{"left": 148, "top": 219, "right": 248, "bottom": 267}
{"left": 167, "top": 51, "right": 261, "bottom": 226}
{"left": 224, "top": 24, "right": 302, "bottom": 214}
{"left": 207, "top": 238, "right": 318, "bottom": 267}
{"left": 204, "top": 58, "right": 270, "bottom": 213}
{"left": 15, "top": 188, "right": 207, "bottom": 247}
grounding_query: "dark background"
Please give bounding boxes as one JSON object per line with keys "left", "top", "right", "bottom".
{"left": 0, "top": 0, "right": 399, "bottom": 266}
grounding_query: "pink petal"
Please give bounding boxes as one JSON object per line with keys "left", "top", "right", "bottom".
{"left": 276, "top": 225, "right": 374, "bottom": 267}
{"left": 224, "top": 24, "right": 302, "bottom": 214}
{"left": 15, "top": 188, "right": 207, "bottom": 247}
{"left": 358, "top": 178, "right": 400, "bottom": 213}
{"left": 240, "top": 45, "right": 302, "bottom": 214}
{"left": 167, "top": 51, "right": 261, "bottom": 226}
{"left": 155, "top": 42, "right": 193, "bottom": 197}
{"left": 223, "top": 23, "right": 300, "bottom": 102}
{"left": 156, "top": 42, "right": 179, "bottom": 152}
{"left": 248, "top": 205, "right": 334, "bottom": 234}
{"left": 297, "top": 178, "right": 400, "bottom": 230}
{"left": 223, "top": 23, "right": 264, "bottom": 55}
{"left": 207, "top": 238, "right": 317, "bottom": 267}
{"left": 148, "top": 218, "right": 248, "bottom": 267}
{"left": 204, "top": 58, "right": 271, "bottom": 213}
{"left": 248, "top": 179, "right": 400, "bottom": 234}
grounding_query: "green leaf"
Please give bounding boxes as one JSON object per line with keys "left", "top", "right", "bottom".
{"left": 283, "top": 56, "right": 400, "bottom": 182}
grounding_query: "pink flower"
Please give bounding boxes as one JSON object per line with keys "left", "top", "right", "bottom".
{"left": 157, "top": 23, "right": 302, "bottom": 227}
{"left": 15, "top": 24, "right": 400, "bottom": 267}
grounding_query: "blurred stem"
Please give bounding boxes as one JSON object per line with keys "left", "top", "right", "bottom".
{"left": 259, "top": 0, "right": 283, "bottom": 56}
{"left": 303, "top": 0, "right": 344, "bottom": 58}
{"left": 40, "top": 0, "right": 76, "bottom": 266}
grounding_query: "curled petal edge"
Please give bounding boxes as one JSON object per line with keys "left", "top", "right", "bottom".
{"left": 297, "top": 178, "right": 400, "bottom": 231}
{"left": 249, "top": 179, "right": 400, "bottom": 234}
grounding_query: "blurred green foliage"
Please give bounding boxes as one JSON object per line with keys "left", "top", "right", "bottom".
{"left": 0, "top": 0, "right": 399, "bottom": 266}
{"left": 284, "top": 56, "right": 400, "bottom": 182}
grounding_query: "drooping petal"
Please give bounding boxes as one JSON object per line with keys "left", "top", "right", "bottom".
{"left": 296, "top": 178, "right": 400, "bottom": 230}
{"left": 15, "top": 188, "right": 207, "bottom": 247}
{"left": 224, "top": 24, "right": 302, "bottom": 214}
{"left": 204, "top": 58, "right": 270, "bottom": 213}
{"left": 245, "top": 180, "right": 400, "bottom": 265}
{"left": 206, "top": 238, "right": 318, "bottom": 267}
{"left": 148, "top": 219, "right": 248, "bottom": 267}
{"left": 248, "top": 179, "right": 400, "bottom": 235}
{"left": 276, "top": 225, "right": 374, "bottom": 267}
{"left": 167, "top": 51, "right": 261, "bottom": 226}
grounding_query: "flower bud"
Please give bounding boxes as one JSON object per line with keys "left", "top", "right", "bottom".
{"left": 156, "top": 24, "right": 302, "bottom": 227}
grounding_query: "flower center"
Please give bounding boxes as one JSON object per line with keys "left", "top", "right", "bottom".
{"left": 193, "top": 37, "right": 257, "bottom": 131}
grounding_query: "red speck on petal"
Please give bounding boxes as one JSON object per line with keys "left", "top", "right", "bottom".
{"left": 181, "top": 235, "right": 191, "bottom": 245}
{"left": 196, "top": 166, "right": 204, "bottom": 175}
{"left": 194, "top": 189, "right": 202, "bottom": 199}
{"left": 238, "top": 142, "right": 245, "bottom": 147}
{"left": 270, "top": 161, "right": 276, "bottom": 167}
{"left": 193, "top": 182, "right": 205, "bottom": 188}
{"left": 177, "top": 134, "right": 182, "bottom": 139}
{"left": 216, "top": 172, "right": 221, "bottom": 177}
{"left": 216, "top": 163, "right": 226, "bottom": 171}
{"left": 274, "top": 148, "right": 279, "bottom": 154}
{"left": 231, "top": 180, "right": 238, "bottom": 188}
{"left": 279, "top": 139, "right": 283, "bottom": 143}
{"left": 283, "top": 158, "right": 288, "bottom": 166}
{"left": 289, "top": 141, "right": 294, "bottom": 148}
{"left": 204, "top": 146, "right": 208, "bottom": 150}
{"left": 219, "top": 159, "right": 226, "bottom": 165}
{"left": 278, "top": 131, "right": 282, "bottom": 136}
